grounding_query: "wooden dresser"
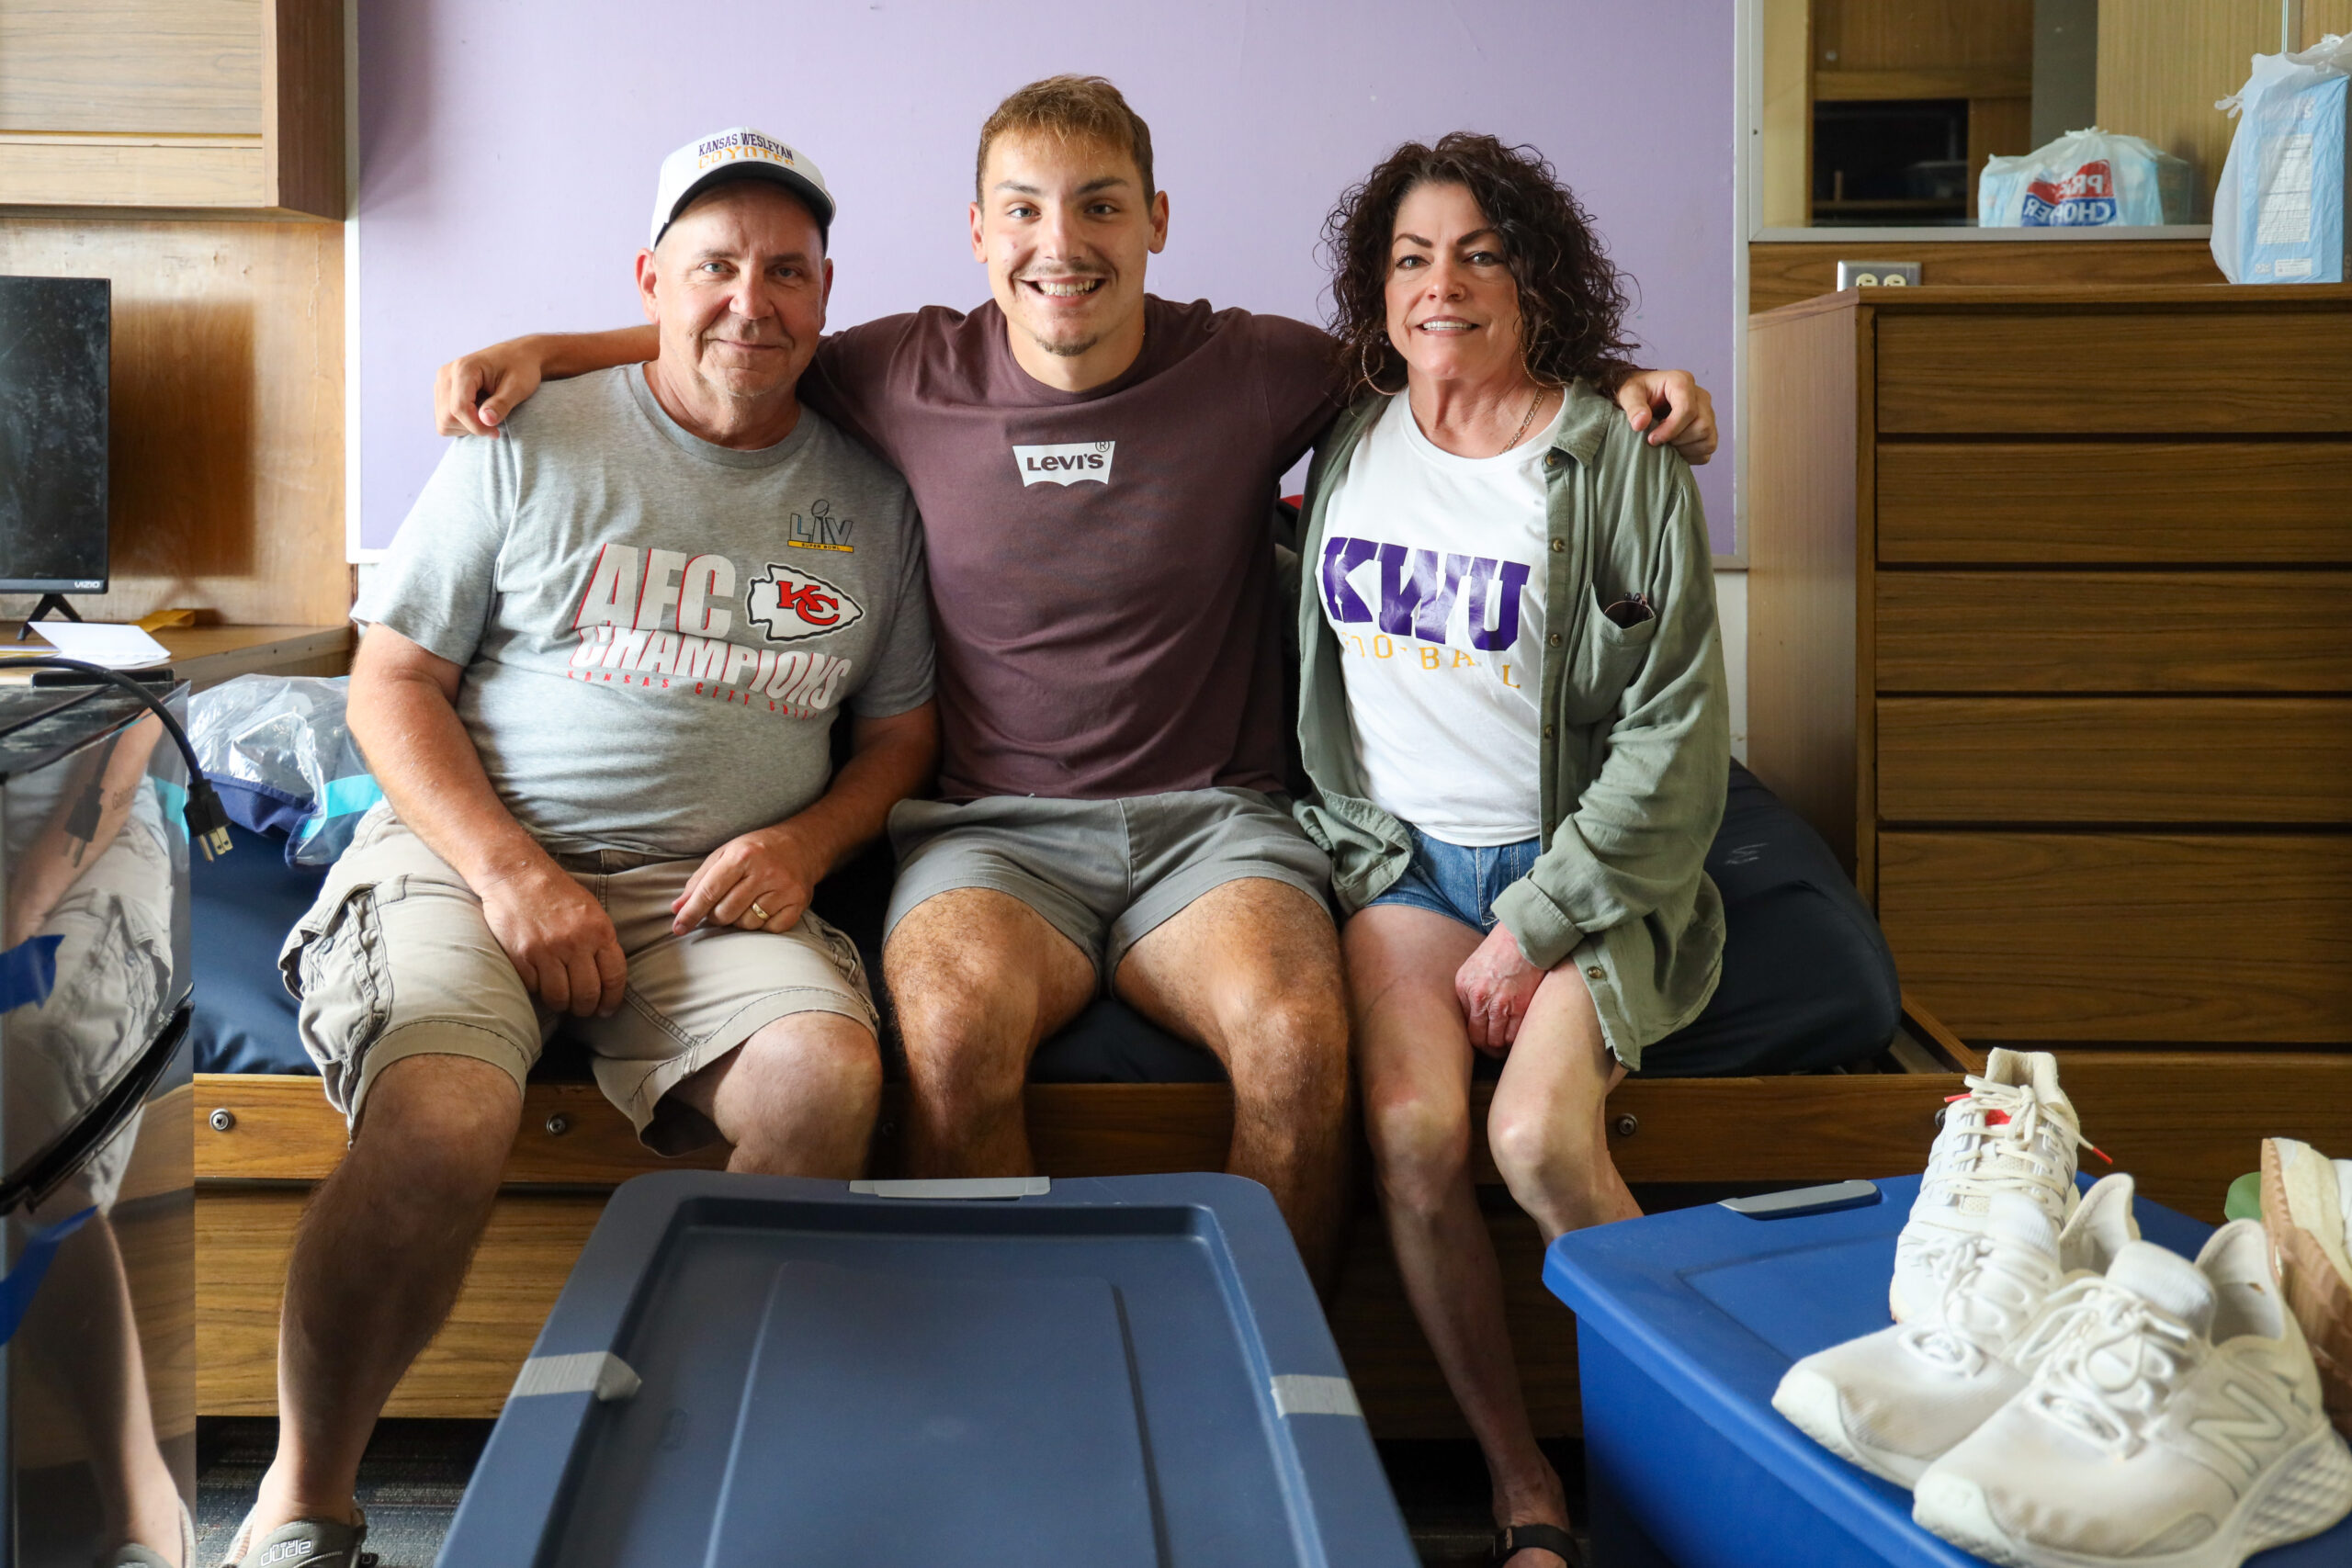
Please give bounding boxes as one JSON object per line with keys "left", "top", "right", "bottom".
{"left": 1748, "top": 284, "right": 2352, "bottom": 1061}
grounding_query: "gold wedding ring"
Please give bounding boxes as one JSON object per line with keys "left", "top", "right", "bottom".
{"left": 748, "top": 900, "right": 771, "bottom": 923}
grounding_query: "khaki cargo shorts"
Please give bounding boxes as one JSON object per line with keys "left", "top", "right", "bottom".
{"left": 280, "top": 805, "right": 876, "bottom": 1155}
{"left": 6, "top": 815, "right": 176, "bottom": 1218}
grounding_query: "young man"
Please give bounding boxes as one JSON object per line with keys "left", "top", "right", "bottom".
{"left": 228, "top": 133, "right": 937, "bottom": 1568}
{"left": 435, "top": 78, "right": 1718, "bottom": 1288}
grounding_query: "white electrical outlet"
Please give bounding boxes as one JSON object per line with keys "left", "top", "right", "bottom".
{"left": 1836, "top": 260, "right": 1922, "bottom": 289}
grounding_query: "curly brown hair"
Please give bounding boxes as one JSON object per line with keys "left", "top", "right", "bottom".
{"left": 1322, "top": 132, "right": 1638, "bottom": 398}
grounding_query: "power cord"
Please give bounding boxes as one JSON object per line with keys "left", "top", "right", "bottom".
{"left": 3, "top": 659, "right": 232, "bottom": 859}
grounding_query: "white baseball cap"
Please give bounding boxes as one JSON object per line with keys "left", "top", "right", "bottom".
{"left": 649, "top": 127, "right": 835, "bottom": 250}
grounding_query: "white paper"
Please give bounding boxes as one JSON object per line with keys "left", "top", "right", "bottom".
{"left": 5, "top": 622, "right": 172, "bottom": 669}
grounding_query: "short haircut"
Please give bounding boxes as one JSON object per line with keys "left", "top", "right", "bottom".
{"left": 975, "top": 75, "right": 1156, "bottom": 199}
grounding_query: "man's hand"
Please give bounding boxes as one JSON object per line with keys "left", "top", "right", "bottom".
{"left": 1456, "top": 924, "right": 1549, "bottom": 1054}
{"left": 671, "top": 823, "right": 830, "bottom": 936}
{"left": 1615, "top": 368, "right": 1719, "bottom": 465}
{"left": 477, "top": 862, "right": 626, "bottom": 1017}
{"left": 435, "top": 339, "right": 545, "bottom": 437}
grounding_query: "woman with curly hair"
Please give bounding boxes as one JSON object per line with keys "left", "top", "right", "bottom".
{"left": 1292, "top": 133, "right": 1729, "bottom": 1568}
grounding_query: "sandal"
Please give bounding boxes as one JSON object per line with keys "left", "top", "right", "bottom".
{"left": 1493, "top": 1520, "right": 1584, "bottom": 1568}
{"left": 218, "top": 1506, "right": 368, "bottom": 1568}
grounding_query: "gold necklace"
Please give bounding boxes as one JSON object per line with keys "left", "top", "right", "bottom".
{"left": 1507, "top": 383, "right": 1550, "bottom": 450}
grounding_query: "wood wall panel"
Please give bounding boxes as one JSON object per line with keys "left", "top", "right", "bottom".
{"left": 2096, "top": 0, "right": 2275, "bottom": 219}
{"left": 0, "top": 218, "right": 347, "bottom": 626}
{"left": 1876, "top": 571, "right": 2352, "bottom": 693}
{"left": 1877, "top": 443, "right": 2352, "bottom": 564}
{"left": 1812, "top": 0, "right": 2034, "bottom": 73}
{"left": 1880, "top": 832, "right": 2352, "bottom": 1042}
{"left": 1747, "top": 241, "right": 2225, "bottom": 314}
{"left": 0, "top": 0, "right": 262, "bottom": 135}
{"left": 1746, "top": 295, "right": 1863, "bottom": 871}
{"left": 1876, "top": 308, "right": 2352, "bottom": 434}
{"left": 1878, "top": 698, "right": 2352, "bottom": 823}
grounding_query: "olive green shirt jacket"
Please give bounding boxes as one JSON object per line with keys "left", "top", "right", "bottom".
{"left": 1290, "top": 383, "right": 1731, "bottom": 1068}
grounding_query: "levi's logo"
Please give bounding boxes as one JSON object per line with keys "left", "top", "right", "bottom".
{"left": 1013, "top": 440, "right": 1114, "bottom": 486}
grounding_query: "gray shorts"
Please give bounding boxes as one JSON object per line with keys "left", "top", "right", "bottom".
{"left": 882, "top": 787, "right": 1331, "bottom": 986}
{"left": 280, "top": 805, "right": 876, "bottom": 1154}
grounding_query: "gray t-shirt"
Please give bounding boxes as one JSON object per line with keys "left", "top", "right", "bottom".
{"left": 357, "top": 366, "right": 933, "bottom": 859}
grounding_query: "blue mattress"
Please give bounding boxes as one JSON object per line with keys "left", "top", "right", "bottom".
{"left": 436, "top": 1171, "right": 1414, "bottom": 1568}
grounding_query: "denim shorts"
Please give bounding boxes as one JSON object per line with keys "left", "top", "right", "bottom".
{"left": 1366, "top": 828, "right": 1543, "bottom": 933}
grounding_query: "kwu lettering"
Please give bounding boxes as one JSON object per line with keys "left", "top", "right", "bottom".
{"left": 1319, "top": 535, "right": 1532, "bottom": 651}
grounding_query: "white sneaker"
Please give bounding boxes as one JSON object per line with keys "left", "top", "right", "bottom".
{"left": 1894, "top": 1049, "right": 2091, "bottom": 1325}
{"left": 1774, "top": 1174, "right": 2140, "bottom": 1486}
{"left": 1913, "top": 1223, "right": 2352, "bottom": 1568}
{"left": 2263, "top": 1137, "right": 2352, "bottom": 1438}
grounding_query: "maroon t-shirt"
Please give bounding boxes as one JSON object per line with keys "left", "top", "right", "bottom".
{"left": 804, "top": 296, "right": 1340, "bottom": 802}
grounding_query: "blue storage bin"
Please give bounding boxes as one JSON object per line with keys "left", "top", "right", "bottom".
{"left": 1544, "top": 1174, "right": 2352, "bottom": 1567}
{"left": 435, "top": 1170, "right": 1414, "bottom": 1568}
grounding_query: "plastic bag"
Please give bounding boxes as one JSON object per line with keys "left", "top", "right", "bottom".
{"left": 2212, "top": 34, "right": 2352, "bottom": 284}
{"left": 187, "top": 675, "right": 381, "bottom": 866}
{"left": 1977, "top": 128, "right": 2190, "bottom": 228}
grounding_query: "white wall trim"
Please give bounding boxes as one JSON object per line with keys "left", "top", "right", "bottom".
{"left": 343, "top": 0, "right": 385, "bottom": 565}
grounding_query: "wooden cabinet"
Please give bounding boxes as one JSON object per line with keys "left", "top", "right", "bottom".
{"left": 1748, "top": 285, "right": 2352, "bottom": 1050}
{"left": 0, "top": 0, "right": 343, "bottom": 218}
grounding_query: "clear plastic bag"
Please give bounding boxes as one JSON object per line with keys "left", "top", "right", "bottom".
{"left": 2212, "top": 35, "right": 2352, "bottom": 284}
{"left": 1977, "top": 127, "right": 2189, "bottom": 228}
{"left": 187, "top": 674, "right": 381, "bottom": 866}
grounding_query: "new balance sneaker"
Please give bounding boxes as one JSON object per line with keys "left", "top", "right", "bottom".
{"left": 1894, "top": 1050, "right": 2091, "bottom": 1325}
{"left": 1913, "top": 1224, "right": 2352, "bottom": 1568}
{"left": 1774, "top": 1174, "right": 2140, "bottom": 1486}
{"left": 2262, "top": 1137, "right": 2352, "bottom": 1438}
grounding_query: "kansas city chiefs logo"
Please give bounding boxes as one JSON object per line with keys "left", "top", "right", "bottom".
{"left": 746, "top": 564, "right": 864, "bottom": 643}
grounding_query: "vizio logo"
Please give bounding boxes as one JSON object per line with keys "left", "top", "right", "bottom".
{"left": 1013, "top": 440, "right": 1114, "bottom": 487}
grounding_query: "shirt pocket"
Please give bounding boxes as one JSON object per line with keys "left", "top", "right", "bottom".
{"left": 1559, "top": 586, "right": 1660, "bottom": 729}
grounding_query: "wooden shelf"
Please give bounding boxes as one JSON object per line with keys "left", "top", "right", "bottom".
{"left": 0, "top": 0, "right": 343, "bottom": 218}
{"left": 5, "top": 621, "right": 352, "bottom": 688}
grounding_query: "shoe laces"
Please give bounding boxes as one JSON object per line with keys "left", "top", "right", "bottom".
{"left": 1903, "top": 1233, "right": 2064, "bottom": 1374}
{"left": 2025, "top": 1283, "right": 2202, "bottom": 1458}
{"left": 1926, "top": 1077, "right": 2088, "bottom": 1216}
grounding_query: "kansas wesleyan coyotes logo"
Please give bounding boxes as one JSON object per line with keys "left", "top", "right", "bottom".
{"left": 746, "top": 564, "right": 865, "bottom": 643}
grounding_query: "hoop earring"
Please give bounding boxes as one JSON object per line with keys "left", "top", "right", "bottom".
{"left": 1357, "top": 335, "right": 1391, "bottom": 399}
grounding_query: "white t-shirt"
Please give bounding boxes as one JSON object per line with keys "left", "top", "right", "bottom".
{"left": 1316, "top": 390, "right": 1561, "bottom": 846}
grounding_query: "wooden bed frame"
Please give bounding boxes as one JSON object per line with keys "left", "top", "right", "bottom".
{"left": 191, "top": 998, "right": 2352, "bottom": 1438}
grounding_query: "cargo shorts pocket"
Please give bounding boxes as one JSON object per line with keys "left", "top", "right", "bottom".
{"left": 281, "top": 874, "right": 404, "bottom": 1107}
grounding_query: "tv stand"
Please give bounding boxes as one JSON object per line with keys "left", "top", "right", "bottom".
{"left": 15, "top": 594, "right": 83, "bottom": 639}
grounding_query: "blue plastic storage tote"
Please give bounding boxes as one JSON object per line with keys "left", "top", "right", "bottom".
{"left": 1544, "top": 1174, "right": 2352, "bottom": 1567}
{"left": 435, "top": 1170, "right": 1414, "bottom": 1568}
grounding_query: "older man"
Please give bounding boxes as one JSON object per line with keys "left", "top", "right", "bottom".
{"left": 222, "top": 132, "right": 936, "bottom": 1568}
{"left": 439, "top": 78, "right": 1717, "bottom": 1294}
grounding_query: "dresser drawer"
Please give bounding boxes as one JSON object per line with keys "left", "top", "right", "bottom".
{"left": 1876, "top": 444, "right": 2352, "bottom": 565}
{"left": 1875, "top": 571, "right": 2352, "bottom": 692}
{"left": 1877, "top": 698, "right": 2352, "bottom": 823}
{"left": 1875, "top": 310, "right": 2352, "bottom": 434}
{"left": 1878, "top": 832, "right": 2352, "bottom": 1043}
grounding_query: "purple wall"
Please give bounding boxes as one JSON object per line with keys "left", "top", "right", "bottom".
{"left": 356, "top": 1, "right": 1735, "bottom": 552}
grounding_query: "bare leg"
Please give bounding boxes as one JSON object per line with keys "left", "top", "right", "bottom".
{"left": 17, "top": 1211, "right": 185, "bottom": 1564}
{"left": 883, "top": 887, "right": 1093, "bottom": 1179}
{"left": 1348, "top": 906, "right": 1570, "bottom": 1564}
{"left": 250, "top": 1052, "right": 521, "bottom": 1537}
{"left": 666, "top": 1011, "right": 883, "bottom": 1177}
{"left": 1115, "top": 878, "right": 1351, "bottom": 1289}
{"left": 1485, "top": 966, "right": 1638, "bottom": 1245}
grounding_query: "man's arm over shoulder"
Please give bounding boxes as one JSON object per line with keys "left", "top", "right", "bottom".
{"left": 1248, "top": 310, "right": 1346, "bottom": 472}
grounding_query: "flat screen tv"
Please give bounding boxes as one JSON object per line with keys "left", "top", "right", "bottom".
{"left": 0, "top": 276, "right": 109, "bottom": 598}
